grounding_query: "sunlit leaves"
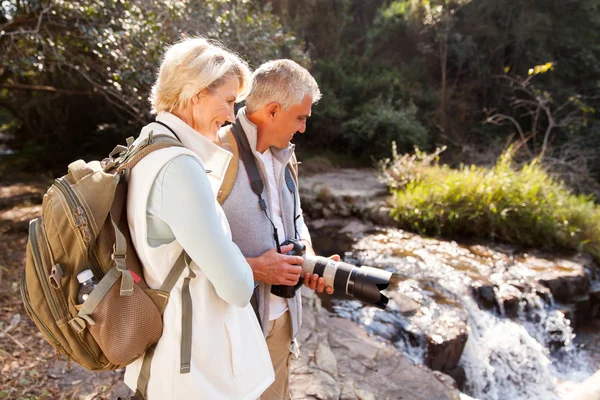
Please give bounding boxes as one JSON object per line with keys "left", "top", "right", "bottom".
{"left": 528, "top": 62, "right": 554, "bottom": 76}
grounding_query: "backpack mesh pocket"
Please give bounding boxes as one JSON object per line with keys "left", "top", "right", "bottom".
{"left": 87, "top": 279, "right": 163, "bottom": 366}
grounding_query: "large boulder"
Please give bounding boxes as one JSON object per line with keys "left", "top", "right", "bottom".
{"left": 290, "top": 291, "right": 461, "bottom": 400}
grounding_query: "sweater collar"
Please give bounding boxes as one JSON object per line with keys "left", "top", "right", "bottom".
{"left": 237, "top": 107, "right": 295, "bottom": 164}
{"left": 153, "top": 111, "right": 233, "bottom": 188}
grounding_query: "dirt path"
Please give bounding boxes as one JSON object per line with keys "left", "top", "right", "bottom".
{"left": 0, "top": 180, "right": 130, "bottom": 400}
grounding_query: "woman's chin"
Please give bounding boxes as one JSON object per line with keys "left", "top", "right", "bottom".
{"left": 205, "top": 131, "right": 218, "bottom": 142}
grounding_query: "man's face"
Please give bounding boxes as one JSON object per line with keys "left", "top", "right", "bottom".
{"left": 268, "top": 95, "right": 313, "bottom": 149}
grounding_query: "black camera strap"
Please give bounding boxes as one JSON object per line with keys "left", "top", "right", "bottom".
{"left": 230, "top": 119, "right": 300, "bottom": 252}
{"left": 153, "top": 120, "right": 182, "bottom": 142}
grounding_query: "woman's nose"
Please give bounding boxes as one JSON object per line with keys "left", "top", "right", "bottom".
{"left": 226, "top": 105, "right": 235, "bottom": 123}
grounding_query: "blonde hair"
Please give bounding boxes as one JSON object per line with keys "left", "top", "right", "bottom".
{"left": 150, "top": 37, "right": 251, "bottom": 114}
{"left": 245, "top": 59, "right": 321, "bottom": 114}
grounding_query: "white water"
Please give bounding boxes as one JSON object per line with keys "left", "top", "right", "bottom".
{"left": 329, "top": 230, "right": 598, "bottom": 400}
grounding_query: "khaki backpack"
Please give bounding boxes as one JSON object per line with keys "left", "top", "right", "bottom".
{"left": 21, "top": 126, "right": 195, "bottom": 400}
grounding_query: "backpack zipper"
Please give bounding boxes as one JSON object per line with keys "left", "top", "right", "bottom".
{"left": 20, "top": 270, "right": 65, "bottom": 355}
{"left": 54, "top": 178, "right": 104, "bottom": 280}
{"left": 26, "top": 221, "right": 105, "bottom": 368}
{"left": 28, "top": 219, "right": 69, "bottom": 321}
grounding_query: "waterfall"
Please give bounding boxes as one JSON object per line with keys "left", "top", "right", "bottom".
{"left": 323, "top": 228, "right": 597, "bottom": 400}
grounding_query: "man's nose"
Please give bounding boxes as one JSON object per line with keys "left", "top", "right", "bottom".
{"left": 298, "top": 120, "right": 306, "bottom": 133}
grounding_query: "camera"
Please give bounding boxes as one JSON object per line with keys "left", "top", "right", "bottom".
{"left": 270, "top": 239, "right": 392, "bottom": 310}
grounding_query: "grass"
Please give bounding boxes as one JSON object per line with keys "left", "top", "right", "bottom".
{"left": 379, "top": 144, "right": 600, "bottom": 259}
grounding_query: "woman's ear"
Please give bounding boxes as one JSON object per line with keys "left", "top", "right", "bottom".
{"left": 192, "top": 89, "right": 208, "bottom": 105}
{"left": 191, "top": 93, "right": 201, "bottom": 105}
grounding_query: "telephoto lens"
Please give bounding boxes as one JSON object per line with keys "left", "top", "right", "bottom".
{"left": 301, "top": 256, "right": 392, "bottom": 309}
{"left": 270, "top": 239, "right": 392, "bottom": 310}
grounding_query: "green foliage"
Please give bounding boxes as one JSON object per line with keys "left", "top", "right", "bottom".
{"left": 380, "top": 145, "right": 600, "bottom": 258}
{"left": 342, "top": 101, "right": 428, "bottom": 159}
{"left": 0, "top": 0, "right": 308, "bottom": 175}
{"left": 295, "top": 55, "right": 433, "bottom": 161}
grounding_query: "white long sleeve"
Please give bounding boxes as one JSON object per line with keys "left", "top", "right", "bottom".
{"left": 146, "top": 154, "right": 254, "bottom": 307}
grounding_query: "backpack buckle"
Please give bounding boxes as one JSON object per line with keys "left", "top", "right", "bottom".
{"left": 68, "top": 317, "right": 87, "bottom": 334}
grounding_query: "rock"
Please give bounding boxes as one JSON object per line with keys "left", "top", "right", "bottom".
{"left": 589, "top": 281, "right": 600, "bottom": 319}
{"left": 572, "top": 295, "right": 591, "bottom": 328}
{"left": 424, "top": 325, "right": 469, "bottom": 375}
{"left": 299, "top": 169, "right": 390, "bottom": 224}
{"left": 568, "top": 369, "right": 600, "bottom": 400}
{"left": 525, "top": 256, "right": 589, "bottom": 302}
{"left": 496, "top": 283, "right": 522, "bottom": 318}
{"left": 470, "top": 283, "right": 498, "bottom": 312}
{"left": 443, "top": 365, "right": 466, "bottom": 391}
{"left": 290, "top": 297, "right": 461, "bottom": 400}
{"left": 339, "top": 219, "right": 373, "bottom": 236}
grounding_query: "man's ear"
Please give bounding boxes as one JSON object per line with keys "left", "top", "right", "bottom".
{"left": 266, "top": 103, "right": 280, "bottom": 120}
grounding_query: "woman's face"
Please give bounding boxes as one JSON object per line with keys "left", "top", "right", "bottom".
{"left": 191, "top": 75, "right": 239, "bottom": 141}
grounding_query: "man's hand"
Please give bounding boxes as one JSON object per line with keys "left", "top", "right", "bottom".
{"left": 303, "top": 254, "right": 340, "bottom": 295}
{"left": 246, "top": 244, "right": 304, "bottom": 286}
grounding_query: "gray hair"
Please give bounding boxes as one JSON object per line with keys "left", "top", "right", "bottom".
{"left": 245, "top": 59, "right": 321, "bottom": 114}
{"left": 150, "top": 37, "right": 251, "bottom": 114}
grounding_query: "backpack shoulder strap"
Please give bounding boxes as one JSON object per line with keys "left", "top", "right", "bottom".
{"left": 217, "top": 127, "right": 240, "bottom": 205}
{"left": 114, "top": 133, "right": 183, "bottom": 173}
{"left": 288, "top": 151, "right": 299, "bottom": 185}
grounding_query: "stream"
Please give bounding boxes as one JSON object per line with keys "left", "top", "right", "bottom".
{"left": 308, "top": 222, "right": 600, "bottom": 400}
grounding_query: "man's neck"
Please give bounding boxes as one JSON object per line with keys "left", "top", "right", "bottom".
{"left": 246, "top": 112, "right": 270, "bottom": 153}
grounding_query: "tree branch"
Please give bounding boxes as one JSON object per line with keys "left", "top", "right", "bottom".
{"left": 485, "top": 113, "right": 533, "bottom": 157}
{"left": 1, "top": 83, "right": 94, "bottom": 96}
{"left": 0, "top": 6, "right": 51, "bottom": 38}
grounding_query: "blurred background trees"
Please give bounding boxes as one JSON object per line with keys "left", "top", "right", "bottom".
{"left": 1, "top": 0, "right": 599, "bottom": 195}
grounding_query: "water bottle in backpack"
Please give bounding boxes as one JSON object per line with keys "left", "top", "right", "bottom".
{"left": 77, "top": 269, "right": 99, "bottom": 304}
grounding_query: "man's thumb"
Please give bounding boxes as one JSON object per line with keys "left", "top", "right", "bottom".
{"left": 279, "top": 243, "right": 294, "bottom": 253}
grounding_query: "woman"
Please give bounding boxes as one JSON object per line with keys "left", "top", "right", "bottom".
{"left": 124, "top": 38, "right": 274, "bottom": 400}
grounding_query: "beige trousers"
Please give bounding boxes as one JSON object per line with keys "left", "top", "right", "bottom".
{"left": 261, "top": 311, "right": 293, "bottom": 400}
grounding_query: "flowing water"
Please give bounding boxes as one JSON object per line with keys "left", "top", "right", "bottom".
{"left": 310, "top": 225, "right": 600, "bottom": 400}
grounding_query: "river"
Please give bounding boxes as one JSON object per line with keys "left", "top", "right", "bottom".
{"left": 308, "top": 223, "right": 600, "bottom": 400}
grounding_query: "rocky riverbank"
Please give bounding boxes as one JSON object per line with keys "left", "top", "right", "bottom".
{"left": 290, "top": 289, "right": 460, "bottom": 400}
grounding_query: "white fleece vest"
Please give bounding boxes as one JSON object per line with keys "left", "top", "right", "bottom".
{"left": 124, "top": 119, "right": 273, "bottom": 400}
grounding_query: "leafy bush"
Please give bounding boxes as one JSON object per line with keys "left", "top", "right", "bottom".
{"left": 380, "top": 145, "right": 600, "bottom": 258}
{"left": 342, "top": 101, "right": 429, "bottom": 159}
{"left": 298, "top": 57, "right": 432, "bottom": 161}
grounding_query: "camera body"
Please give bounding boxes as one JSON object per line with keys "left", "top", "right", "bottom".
{"left": 270, "top": 239, "right": 307, "bottom": 299}
{"left": 270, "top": 239, "right": 392, "bottom": 310}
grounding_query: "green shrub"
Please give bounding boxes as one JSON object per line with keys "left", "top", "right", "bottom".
{"left": 379, "top": 145, "right": 600, "bottom": 259}
{"left": 342, "top": 101, "right": 429, "bottom": 160}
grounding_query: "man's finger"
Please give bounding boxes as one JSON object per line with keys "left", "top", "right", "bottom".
{"left": 282, "top": 255, "right": 304, "bottom": 265}
{"left": 325, "top": 286, "right": 334, "bottom": 295}
{"left": 316, "top": 277, "right": 326, "bottom": 293}
{"left": 308, "top": 274, "right": 318, "bottom": 290}
{"left": 284, "top": 264, "right": 302, "bottom": 275}
{"left": 328, "top": 254, "right": 341, "bottom": 262}
{"left": 303, "top": 272, "right": 311, "bottom": 287}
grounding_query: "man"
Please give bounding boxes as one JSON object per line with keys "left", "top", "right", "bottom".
{"left": 219, "top": 59, "right": 336, "bottom": 400}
